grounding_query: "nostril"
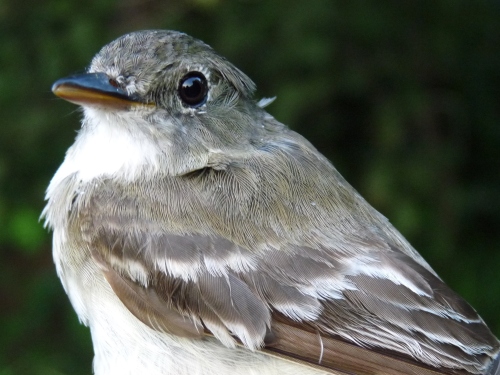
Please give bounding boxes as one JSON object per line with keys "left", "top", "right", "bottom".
{"left": 109, "top": 78, "right": 120, "bottom": 88}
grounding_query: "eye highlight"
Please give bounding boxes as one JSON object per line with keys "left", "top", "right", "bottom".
{"left": 178, "top": 72, "right": 208, "bottom": 108}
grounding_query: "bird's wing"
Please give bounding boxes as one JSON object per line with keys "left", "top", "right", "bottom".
{"left": 78, "top": 178, "right": 498, "bottom": 375}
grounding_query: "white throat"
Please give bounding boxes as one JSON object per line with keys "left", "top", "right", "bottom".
{"left": 47, "top": 108, "right": 162, "bottom": 197}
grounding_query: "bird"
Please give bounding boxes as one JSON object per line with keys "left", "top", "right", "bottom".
{"left": 43, "top": 30, "right": 500, "bottom": 375}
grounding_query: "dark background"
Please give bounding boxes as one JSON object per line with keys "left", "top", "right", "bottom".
{"left": 1, "top": 1, "right": 499, "bottom": 374}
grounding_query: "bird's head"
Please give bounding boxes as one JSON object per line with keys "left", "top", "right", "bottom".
{"left": 52, "top": 30, "right": 278, "bottom": 177}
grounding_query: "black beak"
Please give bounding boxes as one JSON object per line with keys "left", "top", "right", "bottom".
{"left": 52, "top": 72, "right": 151, "bottom": 110}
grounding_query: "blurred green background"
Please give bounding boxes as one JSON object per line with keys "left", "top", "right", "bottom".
{"left": 1, "top": 0, "right": 499, "bottom": 374}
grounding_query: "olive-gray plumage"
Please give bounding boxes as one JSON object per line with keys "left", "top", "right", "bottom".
{"left": 44, "top": 30, "right": 500, "bottom": 375}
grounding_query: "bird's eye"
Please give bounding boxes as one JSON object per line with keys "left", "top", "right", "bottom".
{"left": 178, "top": 72, "right": 208, "bottom": 108}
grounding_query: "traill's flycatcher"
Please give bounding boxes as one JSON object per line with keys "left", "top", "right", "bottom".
{"left": 44, "top": 30, "right": 500, "bottom": 375}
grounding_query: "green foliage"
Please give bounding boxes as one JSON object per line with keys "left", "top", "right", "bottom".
{"left": 1, "top": 1, "right": 499, "bottom": 373}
